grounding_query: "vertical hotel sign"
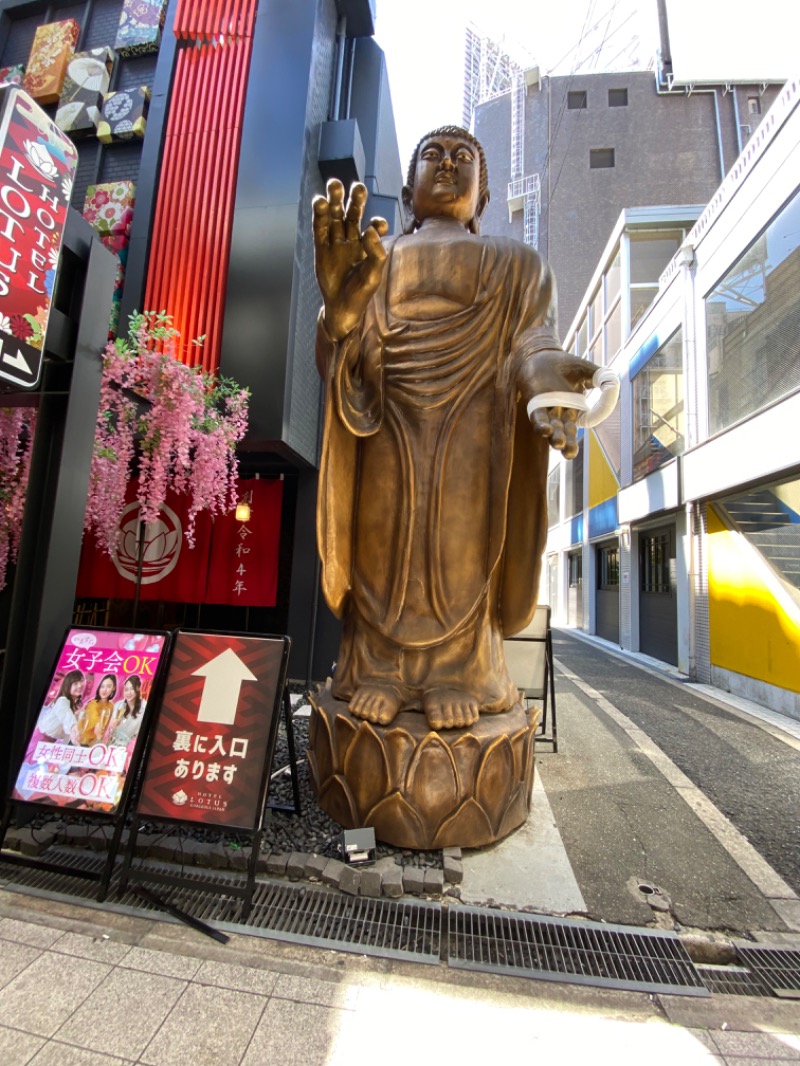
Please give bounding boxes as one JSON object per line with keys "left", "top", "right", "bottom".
{"left": 0, "top": 86, "right": 77, "bottom": 390}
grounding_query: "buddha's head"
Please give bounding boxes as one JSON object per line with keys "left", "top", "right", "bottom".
{"left": 403, "top": 126, "right": 490, "bottom": 234}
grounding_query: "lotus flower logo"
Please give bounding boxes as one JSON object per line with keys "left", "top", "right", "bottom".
{"left": 111, "top": 502, "right": 182, "bottom": 584}
{"left": 172, "top": 790, "right": 188, "bottom": 806}
{"left": 23, "top": 139, "right": 58, "bottom": 180}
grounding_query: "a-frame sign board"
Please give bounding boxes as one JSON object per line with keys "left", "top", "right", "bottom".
{"left": 0, "top": 627, "right": 173, "bottom": 901}
{"left": 118, "top": 630, "right": 291, "bottom": 925}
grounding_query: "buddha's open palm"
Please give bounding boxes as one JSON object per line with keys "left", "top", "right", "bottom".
{"left": 313, "top": 179, "right": 388, "bottom": 340}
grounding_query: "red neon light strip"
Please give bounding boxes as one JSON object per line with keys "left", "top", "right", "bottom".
{"left": 144, "top": 1, "right": 256, "bottom": 372}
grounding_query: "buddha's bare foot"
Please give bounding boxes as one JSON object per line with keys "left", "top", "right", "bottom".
{"left": 348, "top": 683, "right": 404, "bottom": 725}
{"left": 423, "top": 689, "right": 480, "bottom": 731}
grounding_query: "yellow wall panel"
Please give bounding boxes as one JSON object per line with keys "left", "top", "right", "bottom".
{"left": 588, "top": 430, "right": 619, "bottom": 510}
{"left": 708, "top": 505, "right": 800, "bottom": 693}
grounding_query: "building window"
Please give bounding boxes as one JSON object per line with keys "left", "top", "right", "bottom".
{"left": 569, "top": 552, "right": 583, "bottom": 587}
{"left": 706, "top": 187, "right": 800, "bottom": 435}
{"left": 720, "top": 475, "right": 800, "bottom": 608}
{"left": 574, "top": 250, "right": 623, "bottom": 367}
{"left": 568, "top": 90, "right": 587, "bottom": 110}
{"left": 590, "top": 148, "right": 615, "bottom": 169}
{"left": 640, "top": 532, "right": 671, "bottom": 594}
{"left": 629, "top": 230, "right": 683, "bottom": 329}
{"left": 547, "top": 466, "right": 561, "bottom": 529}
{"left": 747, "top": 96, "right": 761, "bottom": 115}
{"left": 564, "top": 440, "right": 584, "bottom": 519}
{"left": 608, "top": 88, "right": 628, "bottom": 107}
{"left": 632, "top": 328, "right": 685, "bottom": 482}
{"left": 598, "top": 545, "right": 619, "bottom": 589}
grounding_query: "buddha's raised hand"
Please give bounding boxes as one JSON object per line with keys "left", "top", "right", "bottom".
{"left": 313, "top": 179, "right": 388, "bottom": 340}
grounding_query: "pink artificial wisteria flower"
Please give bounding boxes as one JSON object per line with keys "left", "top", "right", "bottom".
{"left": 84, "top": 312, "right": 249, "bottom": 556}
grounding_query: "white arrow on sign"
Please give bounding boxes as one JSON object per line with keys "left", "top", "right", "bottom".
{"left": 0, "top": 338, "right": 30, "bottom": 372}
{"left": 192, "top": 648, "right": 257, "bottom": 725}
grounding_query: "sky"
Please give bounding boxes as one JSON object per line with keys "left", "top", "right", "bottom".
{"left": 373, "top": 0, "right": 796, "bottom": 168}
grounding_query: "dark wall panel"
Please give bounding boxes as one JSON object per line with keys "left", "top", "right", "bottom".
{"left": 219, "top": 0, "right": 320, "bottom": 447}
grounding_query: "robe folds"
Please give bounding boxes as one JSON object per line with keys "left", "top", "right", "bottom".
{"left": 317, "top": 235, "right": 561, "bottom": 712}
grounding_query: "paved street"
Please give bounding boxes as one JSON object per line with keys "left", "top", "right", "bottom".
{"left": 543, "top": 631, "right": 800, "bottom": 933}
{"left": 461, "top": 629, "right": 800, "bottom": 936}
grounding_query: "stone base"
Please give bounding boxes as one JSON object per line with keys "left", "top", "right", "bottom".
{"left": 307, "top": 687, "right": 540, "bottom": 850}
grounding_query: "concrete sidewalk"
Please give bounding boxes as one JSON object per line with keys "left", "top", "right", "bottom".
{"left": 1, "top": 886, "right": 800, "bottom": 1066}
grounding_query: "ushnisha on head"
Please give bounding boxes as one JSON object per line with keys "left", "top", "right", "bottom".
{"left": 403, "top": 125, "right": 490, "bottom": 235}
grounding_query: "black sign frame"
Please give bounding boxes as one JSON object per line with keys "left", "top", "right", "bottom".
{"left": 0, "top": 625, "right": 174, "bottom": 900}
{"left": 118, "top": 629, "right": 292, "bottom": 926}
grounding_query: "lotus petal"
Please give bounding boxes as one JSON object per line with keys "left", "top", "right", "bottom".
{"left": 450, "top": 733, "right": 481, "bottom": 804}
{"left": 509, "top": 725, "right": 528, "bottom": 783}
{"left": 433, "top": 798, "right": 494, "bottom": 849}
{"left": 318, "top": 774, "right": 357, "bottom": 829}
{"left": 498, "top": 783, "right": 531, "bottom": 839}
{"left": 405, "top": 733, "right": 459, "bottom": 831}
{"left": 333, "top": 711, "right": 357, "bottom": 773}
{"left": 143, "top": 531, "right": 167, "bottom": 563}
{"left": 343, "top": 722, "right": 390, "bottom": 819}
{"left": 475, "top": 735, "right": 515, "bottom": 836}
{"left": 366, "top": 791, "right": 427, "bottom": 848}
{"left": 383, "top": 727, "right": 416, "bottom": 791}
{"left": 307, "top": 700, "right": 334, "bottom": 787}
{"left": 306, "top": 747, "right": 322, "bottom": 793}
{"left": 524, "top": 731, "right": 537, "bottom": 799}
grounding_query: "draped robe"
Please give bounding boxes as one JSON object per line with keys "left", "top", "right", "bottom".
{"left": 317, "top": 233, "right": 561, "bottom": 712}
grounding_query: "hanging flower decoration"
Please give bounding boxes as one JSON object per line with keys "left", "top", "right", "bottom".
{"left": 0, "top": 407, "right": 38, "bottom": 592}
{"left": 85, "top": 311, "right": 249, "bottom": 556}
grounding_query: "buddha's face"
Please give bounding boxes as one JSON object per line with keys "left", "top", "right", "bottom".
{"left": 409, "top": 134, "right": 483, "bottom": 226}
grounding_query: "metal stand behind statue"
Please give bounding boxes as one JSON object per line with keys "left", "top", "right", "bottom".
{"left": 503, "top": 604, "right": 558, "bottom": 752}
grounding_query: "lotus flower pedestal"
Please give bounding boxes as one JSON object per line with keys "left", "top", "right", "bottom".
{"left": 308, "top": 687, "right": 540, "bottom": 849}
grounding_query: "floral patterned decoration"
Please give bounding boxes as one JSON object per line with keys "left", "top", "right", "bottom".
{"left": 0, "top": 65, "right": 25, "bottom": 87}
{"left": 97, "top": 86, "right": 150, "bottom": 143}
{"left": 0, "top": 407, "right": 37, "bottom": 592}
{"left": 82, "top": 180, "right": 136, "bottom": 238}
{"left": 100, "top": 234, "right": 129, "bottom": 335}
{"left": 114, "top": 0, "right": 168, "bottom": 58}
{"left": 23, "top": 20, "right": 80, "bottom": 105}
{"left": 55, "top": 48, "right": 115, "bottom": 137}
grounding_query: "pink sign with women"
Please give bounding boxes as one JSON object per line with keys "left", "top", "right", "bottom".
{"left": 11, "top": 627, "right": 169, "bottom": 814}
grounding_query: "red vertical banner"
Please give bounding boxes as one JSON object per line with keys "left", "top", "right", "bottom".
{"left": 205, "top": 478, "right": 282, "bottom": 606}
{"left": 136, "top": 632, "right": 289, "bottom": 829}
{"left": 76, "top": 483, "right": 212, "bottom": 602}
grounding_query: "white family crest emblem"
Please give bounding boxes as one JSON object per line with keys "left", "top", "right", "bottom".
{"left": 112, "top": 501, "right": 183, "bottom": 584}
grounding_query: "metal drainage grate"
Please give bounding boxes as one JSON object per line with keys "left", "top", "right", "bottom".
{"left": 736, "top": 947, "right": 800, "bottom": 999}
{"left": 696, "top": 964, "right": 773, "bottom": 997}
{"left": 1, "top": 848, "right": 246, "bottom": 923}
{"left": 0, "top": 848, "right": 108, "bottom": 902}
{"left": 448, "top": 906, "right": 709, "bottom": 996}
{"left": 247, "top": 881, "right": 441, "bottom": 963}
{"left": 2, "top": 849, "right": 440, "bottom": 961}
